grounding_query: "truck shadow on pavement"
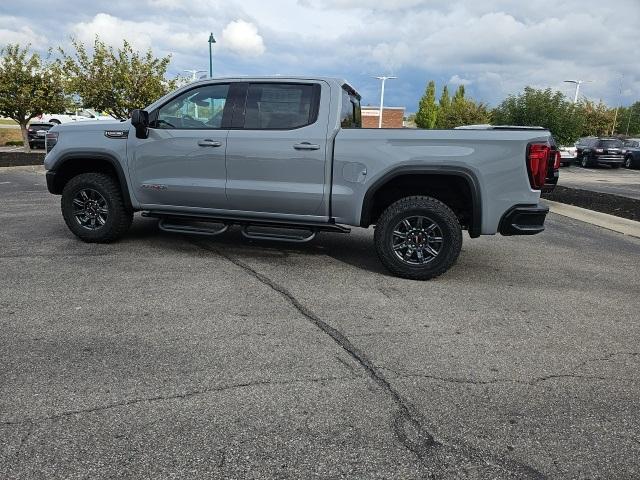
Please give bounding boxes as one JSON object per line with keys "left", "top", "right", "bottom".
{"left": 126, "top": 218, "right": 390, "bottom": 276}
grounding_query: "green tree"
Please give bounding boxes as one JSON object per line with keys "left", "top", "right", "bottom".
{"left": 578, "top": 99, "right": 615, "bottom": 137}
{"left": 452, "top": 84, "right": 465, "bottom": 102}
{"left": 438, "top": 97, "right": 491, "bottom": 129}
{"left": 0, "top": 44, "right": 66, "bottom": 152}
{"left": 431, "top": 83, "right": 489, "bottom": 128}
{"left": 492, "top": 87, "right": 582, "bottom": 145}
{"left": 415, "top": 80, "right": 438, "bottom": 129}
{"left": 435, "top": 85, "right": 451, "bottom": 128}
{"left": 59, "top": 37, "right": 180, "bottom": 120}
{"left": 614, "top": 102, "right": 640, "bottom": 136}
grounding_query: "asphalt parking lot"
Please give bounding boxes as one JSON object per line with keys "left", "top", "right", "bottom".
{"left": 558, "top": 164, "right": 640, "bottom": 200}
{"left": 1, "top": 166, "right": 639, "bottom": 479}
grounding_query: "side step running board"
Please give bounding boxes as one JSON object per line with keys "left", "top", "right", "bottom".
{"left": 241, "top": 225, "right": 316, "bottom": 243}
{"left": 143, "top": 210, "right": 350, "bottom": 242}
{"left": 158, "top": 219, "right": 228, "bottom": 237}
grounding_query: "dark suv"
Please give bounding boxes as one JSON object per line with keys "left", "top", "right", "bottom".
{"left": 622, "top": 139, "right": 640, "bottom": 169}
{"left": 575, "top": 137, "right": 624, "bottom": 168}
{"left": 27, "top": 122, "right": 54, "bottom": 150}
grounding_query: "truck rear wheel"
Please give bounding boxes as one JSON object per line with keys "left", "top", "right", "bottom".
{"left": 61, "top": 173, "right": 133, "bottom": 243}
{"left": 374, "top": 196, "right": 462, "bottom": 280}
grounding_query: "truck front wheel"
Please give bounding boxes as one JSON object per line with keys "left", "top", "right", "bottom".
{"left": 61, "top": 173, "right": 133, "bottom": 243}
{"left": 374, "top": 196, "right": 462, "bottom": 280}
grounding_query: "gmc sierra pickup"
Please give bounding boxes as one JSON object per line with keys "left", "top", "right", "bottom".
{"left": 44, "top": 76, "right": 559, "bottom": 279}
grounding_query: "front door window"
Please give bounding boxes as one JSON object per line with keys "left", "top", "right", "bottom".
{"left": 152, "top": 84, "right": 229, "bottom": 130}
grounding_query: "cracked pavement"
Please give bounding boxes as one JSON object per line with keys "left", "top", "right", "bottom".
{"left": 1, "top": 166, "right": 640, "bottom": 479}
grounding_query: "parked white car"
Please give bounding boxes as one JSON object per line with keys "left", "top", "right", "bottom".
{"left": 558, "top": 145, "right": 576, "bottom": 166}
{"left": 36, "top": 109, "right": 114, "bottom": 124}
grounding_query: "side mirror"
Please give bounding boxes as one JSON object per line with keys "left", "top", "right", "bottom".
{"left": 131, "top": 109, "right": 149, "bottom": 139}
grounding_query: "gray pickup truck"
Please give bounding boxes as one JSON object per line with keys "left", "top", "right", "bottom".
{"left": 44, "top": 76, "right": 559, "bottom": 279}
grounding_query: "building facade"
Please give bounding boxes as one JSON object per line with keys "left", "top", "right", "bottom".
{"left": 361, "top": 106, "right": 405, "bottom": 128}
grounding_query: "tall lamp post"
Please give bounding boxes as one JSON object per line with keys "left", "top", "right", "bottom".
{"left": 374, "top": 75, "right": 396, "bottom": 128}
{"left": 563, "top": 79, "right": 590, "bottom": 103}
{"left": 184, "top": 69, "right": 206, "bottom": 82}
{"left": 208, "top": 33, "right": 216, "bottom": 78}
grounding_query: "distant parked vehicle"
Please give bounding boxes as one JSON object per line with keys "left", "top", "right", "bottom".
{"left": 574, "top": 137, "right": 594, "bottom": 160}
{"left": 575, "top": 137, "right": 624, "bottom": 168}
{"left": 36, "top": 109, "right": 114, "bottom": 124}
{"left": 622, "top": 139, "right": 640, "bottom": 169}
{"left": 558, "top": 145, "right": 576, "bottom": 166}
{"left": 27, "top": 122, "right": 53, "bottom": 149}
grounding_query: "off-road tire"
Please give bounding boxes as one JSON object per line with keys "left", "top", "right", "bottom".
{"left": 61, "top": 173, "right": 133, "bottom": 243}
{"left": 374, "top": 195, "right": 462, "bottom": 280}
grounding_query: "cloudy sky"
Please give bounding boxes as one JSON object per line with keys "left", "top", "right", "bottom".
{"left": 1, "top": 0, "right": 639, "bottom": 110}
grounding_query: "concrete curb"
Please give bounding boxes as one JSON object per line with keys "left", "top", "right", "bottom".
{"left": 544, "top": 200, "right": 640, "bottom": 239}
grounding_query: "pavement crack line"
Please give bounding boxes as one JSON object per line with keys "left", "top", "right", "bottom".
{"left": 1, "top": 376, "right": 350, "bottom": 428}
{"left": 194, "top": 241, "right": 547, "bottom": 479}
{"left": 573, "top": 352, "right": 639, "bottom": 371}
{"left": 380, "top": 367, "right": 630, "bottom": 386}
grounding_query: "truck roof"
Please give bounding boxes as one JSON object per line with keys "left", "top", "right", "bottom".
{"left": 185, "top": 75, "right": 350, "bottom": 88}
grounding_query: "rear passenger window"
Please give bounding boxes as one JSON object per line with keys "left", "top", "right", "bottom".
{"left": 243, "top": 83, "right": 319, "bottom": 129}
{"left": 340, "top": 88, "right": 362, "bottom": 128}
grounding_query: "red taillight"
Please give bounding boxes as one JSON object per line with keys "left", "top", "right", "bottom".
{"left": 527, "top": 143, "right": 550, "bottom": 190}
{"left": 553, "top": 150, "right": 561, "bottom": 170}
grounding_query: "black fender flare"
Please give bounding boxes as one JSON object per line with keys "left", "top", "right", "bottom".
{"left": 49, "top": 151, "right": 134, "bottom": 211}
{"left": 359, "top": 165, "right": 482, "bottom": 238}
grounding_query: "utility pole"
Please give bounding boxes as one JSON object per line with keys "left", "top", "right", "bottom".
{"left": 208, "top": 33, "right": 216, "bottom": 78}
{"left": 611, "top": 75, "right": 623, "bottom": 136}
{"left": 563, "top": 79, "right": 590, "bottom": 103}
{"left": 374, "top": 75, "right": 396, "bottom": 128}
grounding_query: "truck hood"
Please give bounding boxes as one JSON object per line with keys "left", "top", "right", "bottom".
{"left": 51, "top": 119, "right": 130, "bottom": 133}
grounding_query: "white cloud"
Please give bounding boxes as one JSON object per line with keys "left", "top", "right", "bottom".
{"left": 221, "top": 20, "right": 265, "bottom": 57}
{"left": 449, "top": 75, "right": 472, "bottom": 86}
{"left": 300, "top": 0, "right": 429, "bottom": 9}
{"left": 371, "top": 42, "right": 411, "bottom": 71}
{"left": 0, "top": 17, "right": 47, "bottom": 47}
{"left": 2, "top": 1, "right": 638, "bottom": 106}
{"left": 71, "top": 13, "right": 153, "bottom": 51}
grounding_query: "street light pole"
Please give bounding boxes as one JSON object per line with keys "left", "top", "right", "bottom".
{"left": 563, "top": 79, "right": 590, "bottom": 103}
{"left": 184, "top": 69, "right": 206, "bottom": 82}
{"left": 208, "top": 33, "right": 216, "bottom": 78}
{"left": 610, "top": 74, "right": 624, "bottom": 136}
{"left": 374, "top": 75, "right": 396, "bottom": 128}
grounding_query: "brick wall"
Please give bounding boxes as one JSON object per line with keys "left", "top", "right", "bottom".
{"left": 361, "top": 108, "right": 405, "bottom": 128}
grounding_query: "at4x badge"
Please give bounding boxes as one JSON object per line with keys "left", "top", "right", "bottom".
{"left": 141, "top": 183, "right": 168, "bottom": 191}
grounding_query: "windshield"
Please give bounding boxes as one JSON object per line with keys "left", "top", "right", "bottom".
{"left": 599, "top": 139, "right": 623, "bottom": 148}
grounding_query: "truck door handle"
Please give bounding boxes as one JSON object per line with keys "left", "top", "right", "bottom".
{"left": 198, "top": 139, "right": 222, "bottom": 147}
{"left": 293, "top": 142, "right": 320, "bottom": 150}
